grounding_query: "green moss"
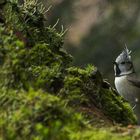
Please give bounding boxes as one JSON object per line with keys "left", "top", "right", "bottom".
{"left": 0, "top": 89, "right": 84, "bottom": 139}
{"left": 60, "top": 65, "right": 137, "bottom": 124}
{"left": 0, "top": 25, "right": 71, "bottom": 90}
{"left": 99, "top": 88, "right": 137, "bottom": 124}
{"left": 0, "top": 89, "right": 136, "bottom": 140}
{"left": 0, "top": 0, "right": 138, "bottom": 139}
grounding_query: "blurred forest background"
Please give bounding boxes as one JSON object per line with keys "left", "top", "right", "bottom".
{"left": 41, "top": 0, "right": 140, "bottom": 84}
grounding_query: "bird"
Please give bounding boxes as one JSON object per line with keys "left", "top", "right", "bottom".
{"left": 114, "top": 47, "right": 140, "bottom": 124}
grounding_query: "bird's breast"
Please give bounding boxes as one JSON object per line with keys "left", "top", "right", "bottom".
{"left": 115, "top": 75, "right": 140, "bottom": 105}
{"left": 115, "top": 76, "right": 129, "bottom": 96}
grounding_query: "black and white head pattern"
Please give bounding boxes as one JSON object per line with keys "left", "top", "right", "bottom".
{"left": 114, "top": 47, "right": 135, "bottom": 77}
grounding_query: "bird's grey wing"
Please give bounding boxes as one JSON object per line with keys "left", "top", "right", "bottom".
{"left": 127, "top": 76, "right": 140, "bottom": 88}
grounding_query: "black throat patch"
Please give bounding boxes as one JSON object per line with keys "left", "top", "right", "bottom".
{"left": 114, "top": 62, "right": 121, "bottom": 77}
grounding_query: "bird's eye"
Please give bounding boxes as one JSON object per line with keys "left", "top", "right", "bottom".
{"left": 121, "top": 62, "right": 125, "bottom": 64}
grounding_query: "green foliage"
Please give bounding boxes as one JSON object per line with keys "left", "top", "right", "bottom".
{"left": 0, "top": 0, "right": 138, "bottom": 139}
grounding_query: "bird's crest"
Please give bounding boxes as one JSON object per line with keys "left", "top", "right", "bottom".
{"left": 115, "top": 45, "right": 132, "bottom": 63}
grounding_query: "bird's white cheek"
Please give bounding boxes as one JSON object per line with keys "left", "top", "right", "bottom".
{"left": 114, "top": 65, "right": 116, "bottom": 73}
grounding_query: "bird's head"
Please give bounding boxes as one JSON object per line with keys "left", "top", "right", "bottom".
{"left": 114, "top": 47, "right": 135, "bottom": 77}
